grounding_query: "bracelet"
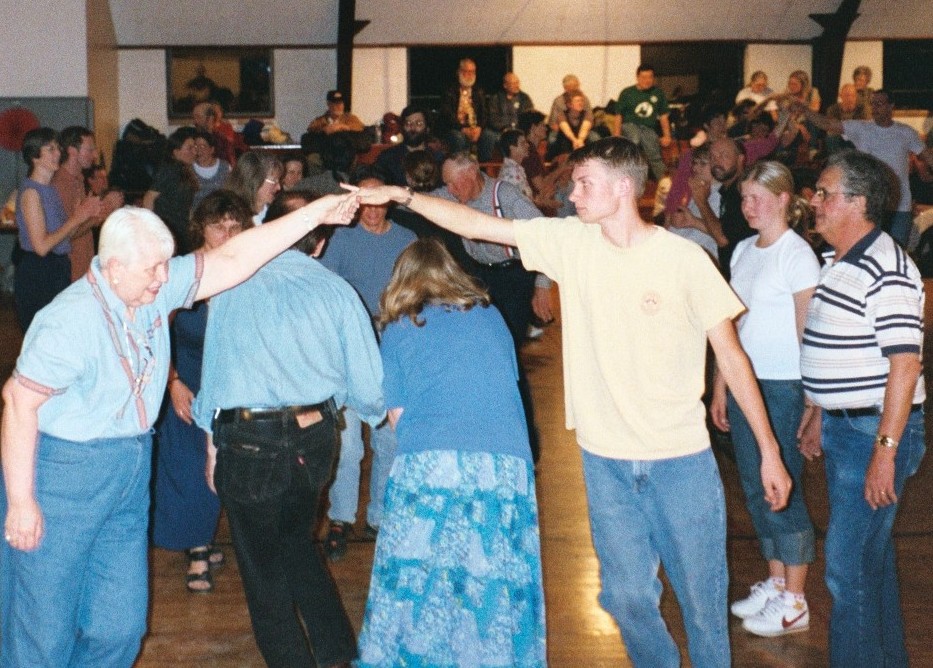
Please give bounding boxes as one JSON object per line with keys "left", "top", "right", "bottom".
{"left": 400, "top": 187, "right": 414, "bottom": 208}
{"left": 875, "top": 434, "right": 898, "bottom": 450}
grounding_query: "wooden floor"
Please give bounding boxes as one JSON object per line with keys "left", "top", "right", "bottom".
{"left": 1, "top": 289, "right": 932, "bottom": 667}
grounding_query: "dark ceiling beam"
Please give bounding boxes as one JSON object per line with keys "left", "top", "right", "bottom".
{"left": 336, "top": 0, "right": 369, "bottom": 106}
{"left": 809, "top": 0, "right": 862, "bottom": 111}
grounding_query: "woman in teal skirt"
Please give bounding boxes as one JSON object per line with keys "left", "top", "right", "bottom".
{"left": 357, "top": 238, "right": 546, "bottom": 667}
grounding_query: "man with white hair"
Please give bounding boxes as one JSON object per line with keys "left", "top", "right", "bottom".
{"left": 439, "top": 58, "right": 490, "bottom": 160}
{"left": 0, "top": 194, "right": 358, "bottom": 667}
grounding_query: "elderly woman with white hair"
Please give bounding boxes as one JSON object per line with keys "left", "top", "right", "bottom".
{"left": 0, "top": 193, "right": 358, "bottom": 667}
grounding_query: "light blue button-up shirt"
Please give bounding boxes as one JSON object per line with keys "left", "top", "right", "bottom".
{"left": 192, "top": 250, "right": 385, "bottom": 431}
{"left": 14, "top": 253, "right": 201, "bottom": 441}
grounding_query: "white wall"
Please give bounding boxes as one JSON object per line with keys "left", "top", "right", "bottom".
{"left": 351, "top": 48, "right": 408, "bottom": 125}
{"left": 1, "top": 0, "right": 87, "bottom": 96}
{"left": 514, "top": 45, "right": 642, "bottom": 111}
{"left": 274, "top": 50, "right": 337, "bottom": 140}
{"left": 117, "top": 50, "right": 169, "bottom": 133}
{"left": 840, "top": 41, "right": 884, "bottom": 96}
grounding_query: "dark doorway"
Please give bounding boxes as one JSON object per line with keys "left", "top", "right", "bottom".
{"left": 883, "top": 40, "right": 933, "bottom": 110}
{"left": 640, "top": 42, "right": 745, "bottom": 138}
{"left": 408, "top": 46, "right": 512, "bottom": 115}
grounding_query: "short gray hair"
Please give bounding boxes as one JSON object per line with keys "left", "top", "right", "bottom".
{"left": 99, "top": 207, "right": 175, "bottom": 266}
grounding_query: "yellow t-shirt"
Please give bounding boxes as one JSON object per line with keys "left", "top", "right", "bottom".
{"left": 515, "top": 217, "right": 744, "bottom": 460}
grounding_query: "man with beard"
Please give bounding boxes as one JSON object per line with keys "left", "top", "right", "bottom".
{"left": 690, "top": 137, "right": 754, "bottom": 275}
{"left": 439, "top": 59, "right": 490, "bottom": 161}
{"left": 375, "top": 104, "right": 444, "bottom": 187}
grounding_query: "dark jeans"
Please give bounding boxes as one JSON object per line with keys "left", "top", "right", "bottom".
{"left": 474, "top": 260, "right": 540, "bottom": 461}
{"left": 213, "top": 405, "right": 357, "bottom": 667}
{"left": 13, "top": 251, "right": 70, "bottom": 332}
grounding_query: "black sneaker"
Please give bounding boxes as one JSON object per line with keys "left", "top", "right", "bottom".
{"left": 324, "top": 521, "right": 351, "bottom": 562}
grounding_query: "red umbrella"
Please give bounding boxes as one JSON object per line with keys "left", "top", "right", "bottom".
{"left": 0, "top": 107, "right": 41, "bottom": 152}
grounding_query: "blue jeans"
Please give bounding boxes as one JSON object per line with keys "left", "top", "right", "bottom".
{"left": 0, "top": 433, "right": 151, "bottom": 668}
{"left": 327, "top": 408, "right": 396, "bottom": 528}
{"left": 214, "top": 405, "right": 357, "bottom": 667}
{"left": 727, "top": 380, "right": 815, "bottom": 564}
{"left": 581, "top": 448, "right": 729, "bottom": 668}
{"left": 622, "top": 123, "right": 666, "bottom": 181}
{"left": 822, "top": 409, "right": 925, "bottom": 668}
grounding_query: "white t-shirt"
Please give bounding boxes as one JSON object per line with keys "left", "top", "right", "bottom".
{"left": 730, "top": 230, "right": 820, "bottom": 380}
{"left": 842, "top": 120, "right": 925, "bottom": 212}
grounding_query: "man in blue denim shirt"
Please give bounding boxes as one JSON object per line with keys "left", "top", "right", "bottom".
{"left": 799, "top": 151, "right": 926, "bottom": 668}
{"left": 193, "top": 210, "right": 385, "bottom": 667}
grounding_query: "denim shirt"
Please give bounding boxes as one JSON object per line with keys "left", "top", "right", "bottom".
{"left": 14, "top": 253, "right": 201, "bottom": 441}
{"left": 193, "top": 251, "right": 385, "bottom": 432}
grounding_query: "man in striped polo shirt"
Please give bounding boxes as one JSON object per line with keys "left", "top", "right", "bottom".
{"left": 797, "top": 150, "right": 925, "bottom": 668}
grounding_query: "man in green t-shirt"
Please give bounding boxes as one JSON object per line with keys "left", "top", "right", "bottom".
{"left": 612, "top": 64, "right": 672, "bottom": 180}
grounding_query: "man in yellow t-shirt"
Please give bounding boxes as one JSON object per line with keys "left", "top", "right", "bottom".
{"left": 356, "top": 137, "right": 791, "bottom": 667}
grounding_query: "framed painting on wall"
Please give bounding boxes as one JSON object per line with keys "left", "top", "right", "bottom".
{"left": 166, "top": 47, "right": 273, "bottom": 119}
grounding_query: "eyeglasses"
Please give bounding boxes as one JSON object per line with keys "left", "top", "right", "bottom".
{"left": 206, "top": 221, "right": 244, "bottom": 235}
{"left": 813, "top": 187, "right": 853, "bottom": 201}
{"left": 404, "top": 120, "right": 426, "bottom": 129}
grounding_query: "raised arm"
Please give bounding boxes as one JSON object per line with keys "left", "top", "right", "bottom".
{"left": 799, "top": 105, "right": 843, "bottom": 135}
{"left": 195, "top": 192, "right": 359, "bottom": 301}
{"left": 354, "top": 185, "right": 517, "bottom": 247}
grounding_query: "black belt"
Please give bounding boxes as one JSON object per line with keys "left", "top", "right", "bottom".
{"left": 824, "top": 403, "right": 923, "bottom": 419}
{"left": 480, "top": 258, "right": 520, "bottom": 270}
{"left": 214, "top": 399, "right": 334, "bottom": 426}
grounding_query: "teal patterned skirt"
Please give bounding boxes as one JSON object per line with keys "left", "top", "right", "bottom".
{"left": 356, "top": 450, "right": 547, "bottom": 667}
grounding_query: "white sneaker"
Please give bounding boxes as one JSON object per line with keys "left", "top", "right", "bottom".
{"left": 730, "top": 579, "right": 782, "bottom": 619}
{"left": 742, "top": 596, "right": 809, "bottom": 637}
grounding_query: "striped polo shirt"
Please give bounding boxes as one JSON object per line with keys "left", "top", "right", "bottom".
{"left": 801, "top": 227, "right": 925, "bottom": 410}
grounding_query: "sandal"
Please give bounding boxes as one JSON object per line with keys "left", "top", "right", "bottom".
{"left": 186, "top": 547, "right": 214, "bottom": 594}
{"left": 207, "top": 545, "right": 226, "bottom": 570}
{"left": 324, "top": 521, "right": 351, "bottom": 562}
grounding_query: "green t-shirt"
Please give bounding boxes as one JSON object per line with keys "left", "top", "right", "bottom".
{"left": 617, "top": 85, "right": 669, "bottom": 130}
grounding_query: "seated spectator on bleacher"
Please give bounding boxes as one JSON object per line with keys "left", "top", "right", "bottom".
{"left": 547, "top": 75, "right": 596, "bottom": 151}
{"left": 281, "top": 155, "right": 307, "bottom": 190}
{"left": 517, "top": 111, "right": 563, "bottom": 213}
{"left": 483, "top": 72, "right": 536, "bottom": 159}
{"left": 612, "top": 64, "right": 673, "bottom": 181}
{"left": 307, "top": 90, "right": 365, "bottom": 138}
{"left": 547, "top": 91, "right": 592, "bottom": 161}
{"left": 852, "top": 65, "right": 875, "bottom": 111}
{"left": 375, "top": 105, "right": 445, "bottom": 187}
{"left": 192, "top": 102, "right": 236, "bottom": 166}
{"left": 666, "top": 107, "right": 728, "bottom": 218}
{"left": 438, "top": 59, "right": 490, "bottom": 161}
{"left": 191, "top": 130, "right": 231, "bottom": 210}
{"left": 735, "top": 71, "right": 774, "bottom": 108}
{"left": 824, "top": 84, "right": 868, "bottom": 155}
{"left": 225, "top": 151, "right": 283, "bottom": 226}
{"left": 497, "top": 130, "right": 534, "bottom": 200}
{"left": 666, "top": 143, "right": 721, "bottom": 261}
